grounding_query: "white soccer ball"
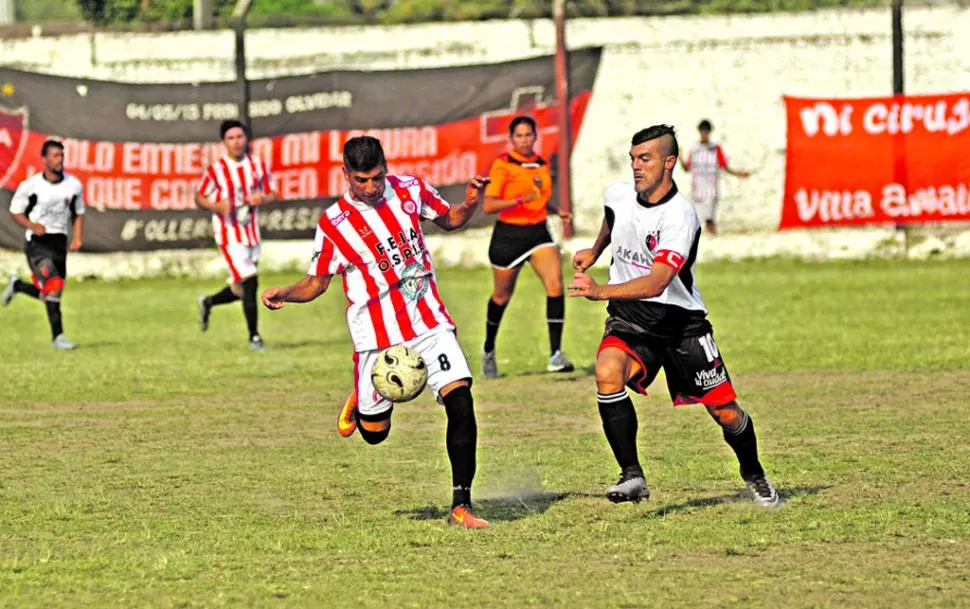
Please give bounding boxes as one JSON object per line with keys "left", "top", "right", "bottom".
{"left": 235, "top": 205, "right": 252, "bottom": 225}
{"left": 371, "top": 345, "right": 428, "bottom": 403}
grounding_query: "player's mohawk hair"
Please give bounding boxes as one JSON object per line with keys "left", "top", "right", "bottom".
{"left": 631, "top": 124, "right": 678, "bottom": 159}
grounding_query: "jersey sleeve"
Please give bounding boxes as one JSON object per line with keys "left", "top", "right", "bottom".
{"left": 72, "top": 180, "right": 86, "bottom": 216}
{"left": 654, "top": 205, "right": 697, "bottom": 272}
{"left": 417, "top": 177, "right": 451, "bottom": 221}
{"left": 9, "top": 180, "right": 31, "bottom": 215}
{"left": 259, "top": 158, "right": 275, "bottom": 194}
{"left": 484, "top": 158, "right": 509, "bottom": 199}
{"left": 308, "top": 224, "right": 348, "bottom": 277}
{"left": 197, "top": 165, "right": 219, "bottom": 201}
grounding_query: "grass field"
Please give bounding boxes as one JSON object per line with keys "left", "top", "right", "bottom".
{"left": 1, "top": 258, "right": 969, "bottom": 608}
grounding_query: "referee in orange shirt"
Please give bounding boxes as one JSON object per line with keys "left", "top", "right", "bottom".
{"left": 481, "top": 116, "right": 573, "bottom": 378}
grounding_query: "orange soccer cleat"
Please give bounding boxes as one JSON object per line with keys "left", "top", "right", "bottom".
{"left": 337, "top": 392, "right": 358, "bottom": 438}
{"left": 448, "top": 505, "right": 490, "bottom": 529}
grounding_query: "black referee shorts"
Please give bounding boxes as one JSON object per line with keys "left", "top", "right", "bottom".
{"left": 25, "top": 234, "right": 68, "bottom": 295}
{"left": 487, "top": 220, "right": 557, "bottom": 270}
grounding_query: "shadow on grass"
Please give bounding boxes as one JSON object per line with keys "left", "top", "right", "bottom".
{"left": 266, "top": 339, "right": 342, "bottom": 351}
{"left": 394, "top": 491, "right": 576, "bottom": 523}
{"left": 646, "top": 485, "right": 830, "bottom": 518}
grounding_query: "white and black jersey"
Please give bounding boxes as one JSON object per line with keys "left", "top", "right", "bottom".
{"left": 9, "top": 172, "right": 85, "bottom": 241}
{"left": 603, "top": 181, "right": 709, "bottom": 339}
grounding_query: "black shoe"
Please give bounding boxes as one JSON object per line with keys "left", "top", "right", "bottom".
{"left": 198, "top": 296, "right": 211, "bottom": 332}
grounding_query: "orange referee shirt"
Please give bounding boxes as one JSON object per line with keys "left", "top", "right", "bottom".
{"left": 484, "top": 150, "right": 553, "bottom": 226}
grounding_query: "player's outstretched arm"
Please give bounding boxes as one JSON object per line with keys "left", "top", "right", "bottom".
{"left": 569, "top": 263, "right": 676, "bottom": 301}
{"left": 194, "top": 192, "right": 230, "bottom": 214}
{"left": 262, "top": 275, "right": 331, "bottom": 310}
{"left": 433, "top": 175, "right": 490, "bottom": 231}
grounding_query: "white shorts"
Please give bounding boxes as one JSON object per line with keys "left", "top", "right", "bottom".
{"left": 354, "top": 327, "right": 472, "bottom": 417}
{"left": 218, "top": 242, "right": 261, "bottom": 284}
{"left": 693, "top": 197, "right": 719, "bottom": 223}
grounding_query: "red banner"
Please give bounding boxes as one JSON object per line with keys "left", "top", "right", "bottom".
{"left": 0, "top": 95, "right": 590, "bottom": 212}
{"left": 781, "top": 93, "right": 970, "bottom": 229}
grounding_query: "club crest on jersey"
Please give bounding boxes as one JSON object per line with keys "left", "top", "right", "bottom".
{"left": 402, "top": 200, "right": 417, "bottom": 215}
{"left": 399, "top": 262, "right": 430, "bottom": 301}
{"left": 645, "top": 231, "right": 659, "bottom": 252}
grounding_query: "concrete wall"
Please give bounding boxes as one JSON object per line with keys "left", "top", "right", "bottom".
{"left": 2, "top": 6, "right": 969, "bottom": 275}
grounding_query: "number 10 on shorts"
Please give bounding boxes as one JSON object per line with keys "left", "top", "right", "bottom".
{"left": 698, "top": 334, "right": 720, "bottom": 362}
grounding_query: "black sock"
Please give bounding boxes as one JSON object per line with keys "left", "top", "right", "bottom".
{"left": 13, "top": 279, "right": 40, "bottom": 299}
{"left": 45, "top": 299, "right": 63, "bottom": 339}
{"left": 241, "top": 276, "right": 259, "bottom": 339}
{"left": 597, "top": 390, "right": 642, "bottom": 475}
{"left": 546, "top": 295, "right": 565, "bottom": 354}
{"left": 207, "top": 286, "right": 239, "bottom": 307}
{"left": 722, "top": 411, "right": 765, "bottom": 478}
{"left": 443, "top": 386, "right": 477, "bottom": 507}
{"left": 483, "top": 298, "right": 507, "bottom": 353}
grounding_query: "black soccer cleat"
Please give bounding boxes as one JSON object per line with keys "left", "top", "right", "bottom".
{"left": 198, "top": 295, "right": 211, "bottom": 332}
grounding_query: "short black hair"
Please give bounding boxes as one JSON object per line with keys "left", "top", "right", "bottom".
{"left": 220, "top": 119, "right": 249, "bottom": 139}
{"left": 631, "top": 124, "right": 678, "bottom": 159}
{"left": 698, "top": 119, "right": 713, "bottom": 132}
{"left": 41, "top": 139, "right": 63, "bottom": 157}
{"left": 509, "top": 116, "right": 537, "bottom": 137}
{"left": 343, "top": 136, "right": 386, "bottom": 172}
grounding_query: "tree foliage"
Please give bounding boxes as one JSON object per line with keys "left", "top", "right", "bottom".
{"left": 53, "top": 0, "right": 891, "bottom": 27}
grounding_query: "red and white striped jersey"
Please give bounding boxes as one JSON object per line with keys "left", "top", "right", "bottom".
{"left": 685, "top": 143, "right": 727, "bottom": 203}
{"left": 197, "top": 154, "right": 274, "bottom": 247}
{"left": 309, "top": 175, "right": 456, "bottom": 352}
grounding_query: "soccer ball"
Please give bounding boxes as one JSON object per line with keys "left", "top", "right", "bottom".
{"left": 371, "top": 345, "right": 428, "bottom": 403}
{"left": 235, "top": 205, "right": 252, "bottom": 225}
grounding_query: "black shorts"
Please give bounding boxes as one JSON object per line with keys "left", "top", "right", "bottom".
{"left": 487, "top": 221, "right": 557, "bottom": 269}
{"left": 25, "top": 234, "right": 68, "bottom": 295}
{"left": 598, "top": 322, "right": 737, "bottom": 407}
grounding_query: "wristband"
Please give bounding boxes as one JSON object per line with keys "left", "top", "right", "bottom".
{"left": 515, "top": 196, "right": 523, "bottom": 205}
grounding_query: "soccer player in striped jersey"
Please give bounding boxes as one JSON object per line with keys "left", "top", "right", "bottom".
{"left": 262, "top": 136, "right": 491, "bottom": 528}
{"left": 569, "top": 125, "right": 779, "bottom": 508}
{"left": 194, "top": 120, "right": 278, "bottom": 351}
{"left": 2, "top": 140, "right": 84, "bottom": 350}
{"left": 680, "top": 119, "right": 749, "bottom": 236}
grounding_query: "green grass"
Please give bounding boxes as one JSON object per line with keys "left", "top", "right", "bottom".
{"left": 1, "top": 258, "right": 969, "bottom": 608}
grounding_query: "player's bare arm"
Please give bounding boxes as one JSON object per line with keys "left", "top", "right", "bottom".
{"left": 193, "top": 192, "right": 231, "bottom": 214}
{"left": 568, "top": 262, "right": 676, "bottom": 301}
{"left": 69, "top": 215, "right": 84, "bottom": 251}
{"left": 433, "top": 175, "right": 489, "bottom": 231}
{"left": 262, "top": 275, "right": 331, "bottom": 310}
{"left": 10, "top": 212, "right": 46, "bottom": 236}
{"left": 572, "top": 216, "right": 611, "bottom": 271}
{"left": 249, "top": 190, "right": 279, "bottom": 207}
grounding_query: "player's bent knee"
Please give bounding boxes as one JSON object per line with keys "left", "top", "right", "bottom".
{"left": 707, "top": 401, "right": 745, "bottom": 431}
{"left": 595, "top": 358, "right": 627, "bottom": 394}
{"left": 358, "top": 413, "right": 392, "bottom": 445}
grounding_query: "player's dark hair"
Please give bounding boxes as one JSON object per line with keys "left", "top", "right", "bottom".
{"left": 343, "top": 136, "right": 387, "bottom": 172}
{"left": 631, "top": 124, "right": 679, "bottom": 159}
{"left": 698, "top": 119, "right": 713, "bottom": 132}
{"left": 220, "top": 119, "right": 249, "bottom": 139}
{"left": 509, "top": 116, "right": 537, "bottom": 136}
{"left": 41, "top": 139, "right": 63, "bottom": 157}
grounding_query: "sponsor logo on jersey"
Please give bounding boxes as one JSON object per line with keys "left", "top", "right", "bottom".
{"left": 330, "top": 210, "right": 351, "bottom": 226}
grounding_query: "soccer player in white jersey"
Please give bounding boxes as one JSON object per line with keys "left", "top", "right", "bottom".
{"left": 195, "top": 120, "right": 278, "bottom": 351}
{"left": 262, "top": 136, "right": 491, "bottom": 529}
{"left": 680, "top": 119, "right": 749, "bottom": 236}
{"left": 569, "top": 125, "right": 779, "bottom": 508}
{"left": 3, "top": 140, "right": 84, "bottom": 350}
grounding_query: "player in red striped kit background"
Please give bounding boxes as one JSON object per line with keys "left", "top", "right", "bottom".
{"left": 262, "top": 136, "right": 491, "bottom": 528}
{"left": 195, "top": 120, "right": 278, "bottom": 351}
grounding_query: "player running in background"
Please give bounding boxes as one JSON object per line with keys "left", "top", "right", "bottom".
{"left": 195, "top": 120, "right": 278, "bottom": 352}
{"left": 480, "top": 116, "right": 574, "bottom": 379}
{"left": 262, "top": 136, "right": 491, "bottom": 529}
{"left": 2, "top": 140, "right": 84, "bottom": 350}
{"left": 679, "top": 119, "right": 749, "bottom": 236}
{"left": 569, "top": 125, "right": 779, "bottom": 508}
